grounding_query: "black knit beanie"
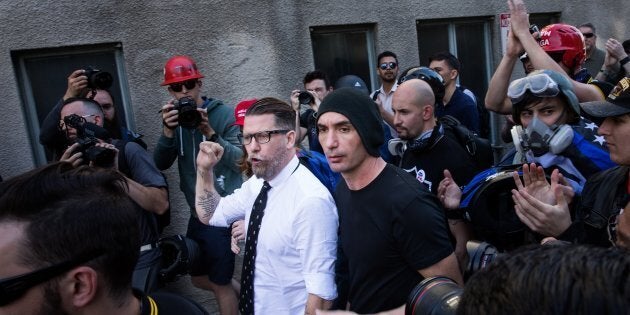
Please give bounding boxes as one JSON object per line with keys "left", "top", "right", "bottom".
{"left": 317, "top": 87, "right": 384, "bottom": 157}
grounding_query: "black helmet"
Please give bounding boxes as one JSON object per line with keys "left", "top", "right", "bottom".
{"left": 398, "top": 66, "right": 446, "bottom": 103}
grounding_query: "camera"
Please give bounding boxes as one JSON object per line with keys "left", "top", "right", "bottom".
{"left": 158, "top": 235, "right": 200, "bottom": 283}
{"left": 405, "top": 241, "right": 501, "bottom": 315}
{"left": 84, "top": 66, "right": 113, "bottom": 90}
{"left": 406, "top": 276, "right": 462, "bottom": 315}
{"left": 464, "top": 240, "right": 502, "bottom": 280}
{"left": 63, "top": 114, "right": 115, "bottom": 167}
{"left": 173, "top": 96, "right": 201, "bottom": 129}
{"left": 298, "top": 91, "right": 314, "bottom": 105}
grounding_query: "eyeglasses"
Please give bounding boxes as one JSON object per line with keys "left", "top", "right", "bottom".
{"left": 0, "top": 251, "right": 102, "bottom": 306}
{"left": 379, "top": 62, "right": 398, "bottom": 70}
{"left": 169, "top": 80, "right": 198, "bottom": 92}
{"left": 238, "top": 129, "right": 290, "bottom": 145}
{"left": 507, "top": 72, "right": 560, "bottom": 104}
{"left": 582, "top": 32, "right": 595, "bottom": 38}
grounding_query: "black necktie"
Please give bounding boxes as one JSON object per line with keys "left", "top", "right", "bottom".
{"left": 239, "top": 181, "right": 272, "bottom": 315}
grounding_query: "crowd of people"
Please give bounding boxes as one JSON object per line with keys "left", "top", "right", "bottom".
{"left": 1, "top": 0, "right": 629, "bottom": 314}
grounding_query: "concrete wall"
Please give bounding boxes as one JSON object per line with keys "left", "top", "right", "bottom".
{"left": 1, "top": 0, "right": 627, "bottom": 312}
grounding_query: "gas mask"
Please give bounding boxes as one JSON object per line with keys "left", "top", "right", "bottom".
{"left": 511, "top": 116, "right": 573, "bottom": 157}
{"left": 388, "top": 138, "right": 407, "bottom": 157}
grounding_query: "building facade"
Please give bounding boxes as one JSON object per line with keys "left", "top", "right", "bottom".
{"left": 1, "top": 0, "right": 628, "bottom": 312}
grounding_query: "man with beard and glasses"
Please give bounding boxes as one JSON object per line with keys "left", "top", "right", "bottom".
{"left": 194, "top": 98, "right": 338, "bottom": 314}
{"left": 0, "top": 163, "right": 207, "bottom": 315}
{"left": 371, "top": 50, "right": 400, "bottom": 136}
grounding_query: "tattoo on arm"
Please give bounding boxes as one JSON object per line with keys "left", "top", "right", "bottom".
{"left": 198, "top": 188, "right": 220, "bottom": 222}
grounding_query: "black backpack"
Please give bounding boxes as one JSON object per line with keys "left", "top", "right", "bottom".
{"left": 439, "top": 115, "right": 494, "bottom": 170}
{"left": 115, "top": 139, "right": 171, "bottom": 234}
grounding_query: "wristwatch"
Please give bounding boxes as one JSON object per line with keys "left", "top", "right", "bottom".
{"left": 209, "top": 133, "right": 219, "bottom": 142}
{"left": 620, "top": 56, "right": 630, "bottom": 67}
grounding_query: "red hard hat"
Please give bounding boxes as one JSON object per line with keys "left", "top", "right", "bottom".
{"left": 161, "top": 55, "right": 205, "bottom": 86}
{"left": 538, "top": 24, "right": 586, "bottom": 70}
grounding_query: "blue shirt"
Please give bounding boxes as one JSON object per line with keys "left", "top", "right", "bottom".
{"left": 434, "top": 88, "right": 479, "bottom": 133}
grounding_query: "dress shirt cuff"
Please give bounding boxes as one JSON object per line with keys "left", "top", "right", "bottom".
{"left": 303, "top": 272, "right": 337, "bottom": 301}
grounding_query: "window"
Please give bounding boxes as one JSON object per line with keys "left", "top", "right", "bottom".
{"left": 417, "top": 18, "right": 494, "bottom": 100}
{"left": 11, "top": 43, "right": 132, "bottom": 165}
{"left": 416, "top": 14, "right": 560, "bottom": 100}
{"left": 310, "top": 24, "right": 376, "bottom": 91}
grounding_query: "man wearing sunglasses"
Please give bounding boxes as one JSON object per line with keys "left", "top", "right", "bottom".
{"left": 195, "top": 98, "right": 338, "bottom": 314}
{"left": 371, "top": 50, "right": 400, "bottom": 136}
{"left": 0, "top": 163, "right": 207, "bottom": 315}
{"left": 578, "top": 23, "right": 606, "bottom": 78}
{"left": 154, "top": 55, "right": 243, "bottom": 315}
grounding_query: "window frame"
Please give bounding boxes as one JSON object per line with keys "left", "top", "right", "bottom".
{"left": 309, "top": 23, "right": 377, "bottom": 91}
{"left": 11, "top": 42, "right": 133, "bottom": 166}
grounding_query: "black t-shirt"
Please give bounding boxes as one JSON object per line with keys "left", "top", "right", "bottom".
{"left": 335, "top": 164, "right": 453, "bottom": 313}
{"left": 399, "top": 130, "right": 479, "bottom": 195}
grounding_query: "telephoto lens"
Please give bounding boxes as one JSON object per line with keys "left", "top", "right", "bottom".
{"left": 465, "top": 240, "right": 502, "bottom": 281}
{"left": 84, "top": 66, "right": 113, "bottom": 90}
{"left": 298, "top": 91, "right": 314, "bottom": 105}
{"left": 406, "top": 276, "right": 462, "bottom": 315}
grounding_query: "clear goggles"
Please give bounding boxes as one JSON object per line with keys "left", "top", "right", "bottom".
{"left": 507, "top": 72, "right": 560, "bottom": 104}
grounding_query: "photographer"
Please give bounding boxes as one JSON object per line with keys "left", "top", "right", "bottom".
{"left": 58, "top": 97, "right": 169, "bottom": 293}
{"left": 154, "top": 55, "right": 243, "bottom": 315}
{"left": 39, "top": 68, "right": 145, "bottom": 160}
{"left": 290, "top": 70, "right": 334, "bottom": 154}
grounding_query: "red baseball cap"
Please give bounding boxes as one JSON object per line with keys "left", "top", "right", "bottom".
{"left": 233, "top": 99, "right": 258, "bottom": 126}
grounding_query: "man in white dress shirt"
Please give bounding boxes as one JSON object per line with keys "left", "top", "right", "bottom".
{"left": 195, "top": 97, "right": 338, "bottom": 314}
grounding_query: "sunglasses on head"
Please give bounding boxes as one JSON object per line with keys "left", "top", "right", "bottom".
{"left": 582, "top": 32, "right": 595, "bottom": 38}
{"left": 0, "top": 251, "right": 103, "bottom": 306}
{"left": 169, "top": 80, "right": 198, "bottom": 92}
{"left": 379, "top": 62, "right": 397, "bottom": 70}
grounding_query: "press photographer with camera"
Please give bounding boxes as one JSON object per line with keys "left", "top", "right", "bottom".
{"left": 39, "top": 67, "right": 146, "bottom": 161}
{"left": 58, "top": 97, "right": 169, "bottom": 293}
{"left": 154, "top": 55, "right": 243, "bottom": 315}
{"left": 290, "top": 70, "right": 334, "bottom": 154}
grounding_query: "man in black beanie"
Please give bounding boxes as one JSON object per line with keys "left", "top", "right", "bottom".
{"left": 317, "top": 88, "right": 462, "bottom": 313}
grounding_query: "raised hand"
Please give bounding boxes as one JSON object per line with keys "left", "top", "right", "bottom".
{"left": 512, "top": 167, "right": 572, "bottom": 237}
{"left": 196, "top": 141, "right": 224, "bottom": 172}
{"left": 438, "top": 169, "right": 462, "bottom": 210}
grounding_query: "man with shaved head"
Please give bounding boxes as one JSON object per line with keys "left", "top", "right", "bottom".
{"left": 392, "top": 79, "right": 478, "bottom": 196}
{"left": 391, "top": 79, "right": 479, "bottom": 269}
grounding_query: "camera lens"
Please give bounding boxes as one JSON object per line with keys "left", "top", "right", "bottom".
{"left": 298, "top": 91, "right": 314, "bottom": 105}
{"left": 91, "top": 71, "right": 113, "bottom": 90}
{"left": 85, "top": 66, "right": 113, "bottom": 90}
{"left": 406, "top": 276, "right": 461, "bottom": 315}
{"left": 465, "top": 241, "right": 501, "bottom": 280}
{"left": 175, "top": 97, "right": 201, "bottom": 129}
